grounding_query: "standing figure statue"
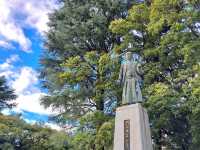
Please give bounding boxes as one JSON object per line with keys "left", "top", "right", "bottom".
{"left": 118, "top": 51, "right": 143, "bottom": 104}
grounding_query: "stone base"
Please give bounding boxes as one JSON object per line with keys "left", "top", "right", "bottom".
{"left": 113, "top": 103, "right": 153, "bottom": 150}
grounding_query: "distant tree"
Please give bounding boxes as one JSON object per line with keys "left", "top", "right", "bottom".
{"left": 0, "top": 76, "right": 17, "bottom": 110}
{"left": 0, "top": 114, "right": 71, "bottom": 150}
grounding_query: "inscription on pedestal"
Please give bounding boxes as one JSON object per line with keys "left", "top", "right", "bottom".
{"left": 124, "top": 120, "right": 130, "bottom": 150}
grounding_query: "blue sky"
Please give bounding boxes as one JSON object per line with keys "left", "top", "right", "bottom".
{"left": 0, "top": 0, "right": 61, "bottom": 130}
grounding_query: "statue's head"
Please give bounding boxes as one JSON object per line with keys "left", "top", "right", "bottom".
{"left": 125, "top": 51, "right": 132, "bottom": 61}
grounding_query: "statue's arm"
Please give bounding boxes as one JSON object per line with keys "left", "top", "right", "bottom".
{"left": 118, "top": 64, "right": 124, "bottom": 84}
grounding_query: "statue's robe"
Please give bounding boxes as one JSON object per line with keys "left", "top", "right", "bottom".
{"left": 119, "top": 61, "right": 143, "bottom": 104}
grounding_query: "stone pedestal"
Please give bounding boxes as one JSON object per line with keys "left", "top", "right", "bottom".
{"left": 114, "top": 103, "right": 153, "bottom": 150}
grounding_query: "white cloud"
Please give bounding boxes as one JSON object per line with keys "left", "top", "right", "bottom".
{"left": 22, "top": 0, "right": 60, "bottom": 34}
{"left": 13, "top": 93, "right": 53, "bottom": 115}
{"left": 0, "top": 70, "right": 15, "bottom": 78}
{"left": 6, "top": 54, "right": 20, "bottom": 64}
{"left": 45, "top": 122, "right": 62, "bottom": 131}
{"left": 10, "top": 67, "right": 55, "bottom": 115}
{"left": 0, "top": 0, "right": 31, "bottom": 52}
{"left": 0, "top": 40, "right": 14, "bottom": 49}
{"left": 0, "top": 0, "right": 59, "bottom": 52}
{"left": 24, "top": 119, "right": 37, "bottom": 125}
{"left": 24, "top": 119, "right": 62, "bottom": 131}
{"left": 12, "top": 67, "right": 38, "bottom": 94}
{"left": 0, "top": 54, "right": 20, "bottom": 71}
{"left": 1, "top": 61, "right": 65, "bottom": 130}
{"left": 0, "top": 55, "right": 55, "bottom": 116}
{"left": 0, "top": 62, "right": 12, "bottom": 71}
{"left": 1, "top": 109, "right": 11, "bottom": 115}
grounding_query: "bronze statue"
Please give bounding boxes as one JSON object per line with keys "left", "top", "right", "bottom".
{"left": 118, "top": 52, "right": 143, "bottom": 104}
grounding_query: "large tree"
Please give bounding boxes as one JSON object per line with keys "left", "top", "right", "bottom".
{"left": 110, "top": 0, "right": 200, "bottom": 149}
{"left": 40, "top": 1, "right": 137, "bottom": 149}
{"left": 40, "top": 0, "right": 137, "bottom": 119}
{"left": 0, "top": 76, "right": 17, "bottom": 110}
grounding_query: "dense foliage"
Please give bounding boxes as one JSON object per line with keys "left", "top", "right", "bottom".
{"left": 0, "top": 114, "right": 70, "bottom": 150}
{"left": 110, "top": 0, "right": 200, "bottom": 149}
{"left": 0, "top": 113, "right": 114, "bottom": 150}
{"left": 39, "top": 1, "right": 135, "bottom": 149}
{"left": 0, "top": 76, "right": 17, "bottom": 110}
{"left": 40, "top": 0, "right": 136, "bottom": 118}
{"left": 40, "top": 0, "right": 200, "bottom": 150}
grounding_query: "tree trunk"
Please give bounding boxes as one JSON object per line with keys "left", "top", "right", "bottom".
{"left": 96, "top": 94, "right": 104, "bottom": 111}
